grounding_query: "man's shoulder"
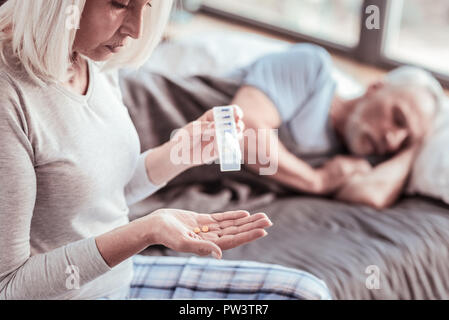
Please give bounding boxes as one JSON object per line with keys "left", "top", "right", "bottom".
{"left": 288, "top": 43, "right": 333, "bottom": 69}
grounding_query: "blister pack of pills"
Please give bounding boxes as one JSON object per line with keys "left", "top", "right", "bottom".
{"left": 213, "top": 105, "right": 242, "bottom": 172}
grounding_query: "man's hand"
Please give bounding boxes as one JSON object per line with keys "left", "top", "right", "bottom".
{"left": 145, "top": 209, "right": 272, "bottom": 259}
{"left": 314, "top": 156, "right": 373, "bottom": 195}
{"left": 334, "top": 144, "right": 421, "bottom": 209}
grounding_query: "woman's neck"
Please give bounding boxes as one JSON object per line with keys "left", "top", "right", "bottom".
{"left": 63, "top": 52, "right": 89, "bottom": 96}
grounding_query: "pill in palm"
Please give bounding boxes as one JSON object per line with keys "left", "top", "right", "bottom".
{"left": 202, "top": 225, "right": 209, "bottom": 233}
{"left": 194, "top": 227, "right": 201, "bottom": 234}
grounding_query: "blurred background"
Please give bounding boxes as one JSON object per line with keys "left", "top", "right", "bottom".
{"left": 170, "top": 0, "right": 449, "bottom": 90}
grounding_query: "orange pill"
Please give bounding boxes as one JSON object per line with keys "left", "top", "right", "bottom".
{"left": 202, "top": 225, "right": 209, "bottom": 233}
{"left": 194, "top": 227, "right": 201, "bottom": 234}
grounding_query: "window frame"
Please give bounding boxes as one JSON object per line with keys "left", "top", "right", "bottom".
{"left": 200, "top": 0, "right": 449, "bottom": 88}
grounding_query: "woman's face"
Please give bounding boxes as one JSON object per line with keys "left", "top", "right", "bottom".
{"left": 73, "top": 0, "right": 152, "bottom": 61}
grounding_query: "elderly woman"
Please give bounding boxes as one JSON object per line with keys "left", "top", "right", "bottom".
{"left": 0, "top": 0, "right": 331, "bottom": 300}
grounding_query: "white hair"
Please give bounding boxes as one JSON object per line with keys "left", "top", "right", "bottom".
{"left": 0, "top": 0, "right": 173, "bottom": 85}
{"left": 385, "top": 66, "right": 447, "bottom": 121}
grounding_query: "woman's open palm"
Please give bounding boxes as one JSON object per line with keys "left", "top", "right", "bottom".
{"left": 149, "top": 209, "right": 273, "bottom": 259}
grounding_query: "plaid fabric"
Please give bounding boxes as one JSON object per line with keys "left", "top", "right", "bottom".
{"left": 115, "top": 255, "right": 332, "bottom": 300}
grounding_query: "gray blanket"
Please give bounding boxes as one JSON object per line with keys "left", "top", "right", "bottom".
{"left": 120, "top": 70, "right": 449, "bottom": 300}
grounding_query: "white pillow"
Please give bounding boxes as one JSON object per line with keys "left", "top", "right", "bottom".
{"left": 407, "top": 104, "right": 449, "bottom": 203}
{"left": 144, "top": 31, "right": 288, "bottom": 76}
{"left": 145, "top": 31, "right": 448, "bottom": 204}
{"left": 145, "top": 31, "right": 364, "bottom": 98}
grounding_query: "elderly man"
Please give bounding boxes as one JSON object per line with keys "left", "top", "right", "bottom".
{"left": 226, "top": 44, "right": 441, "bottom": 209}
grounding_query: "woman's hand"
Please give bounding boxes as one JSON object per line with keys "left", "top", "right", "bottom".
{"left": 142, "top": 208, "right": 272, "bottom": 259}
{"left": 95, "top": 208, "right": 271, "bottom": 268}
{"left": 144, "top": 106, "right": 245, "bottom": 186}
{"left": 171, "top": 106, "right": 245, "bottom": 166}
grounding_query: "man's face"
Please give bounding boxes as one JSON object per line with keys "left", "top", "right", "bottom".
{"left": 343, "top": 83, "right": 435, "bottom": 156}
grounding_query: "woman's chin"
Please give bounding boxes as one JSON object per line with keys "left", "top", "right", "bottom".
{"left": 85, "top": 47, "right": 116, "bottom": 62}
{"left": 97, "top": 51, "right": 115, "bottom": 61}
{"left": 97, "top": 54, "right": 114, "bottom": 61}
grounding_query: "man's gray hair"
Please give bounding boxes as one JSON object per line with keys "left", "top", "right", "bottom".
{"left": 385, "top": 66, "right": 447, "bottom": 121}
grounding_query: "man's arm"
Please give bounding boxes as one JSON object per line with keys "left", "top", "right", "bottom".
{"left": 334, "top": 144, "right": 420, "bottom": 209}
{"left": 232, "top": 86, "right": 371, "bottom": 195}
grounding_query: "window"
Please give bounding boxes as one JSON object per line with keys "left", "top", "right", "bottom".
{"left": 383, "top": 0, "right": 449, "bottom": 75}
{"left": 200, "top": 0, "right": 449, "bottom": 87}
{"left": 201, "top": 0, "right": 364, "bottom": 47}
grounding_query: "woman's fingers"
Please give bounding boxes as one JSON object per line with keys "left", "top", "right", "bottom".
{"left": 198, "top": 109, "right": 214, "bottom": 122}
{"left": 199, "top": 105, "right": 243, "bottom": 122}
{"left": 234, "top": 105, "right": 244, "bottom": 121}
{"left": 191, "top": 121, "right": 215, "bottom": 139}
{"left": 217, "top": 212, "right": 269, "bottom": 229}
{"left": 210, "top": 210, "right": 250, "bottom": 222}
{"left": 236, "top": 120, "right": 245, "bottom": 139}
{"left": 183, "top": 211, "right": 271, "bottom": 254}
{"left": 216, "top": 229, "right": 268, "bottom": 251}
{"left": 219, "top": 216, "right": 272, "bottom": 237}
{"left": 198, "top": 106, "right": 244, "bottom": 132}
{"left": 196, "top": 210, "right": 252, "bottom": 233}
{"left": 233, "top": 105, "right": 245, "bottom": 139}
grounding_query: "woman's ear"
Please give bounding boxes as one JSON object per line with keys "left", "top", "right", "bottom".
{"left": 366, "top": 81, "right": 385, "bottom": 96}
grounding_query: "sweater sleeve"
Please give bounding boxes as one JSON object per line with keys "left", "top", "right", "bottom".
{"left": 104, "top": 69, "right": 166, "bottom": 207}
{"left": 124, "top": 149, "right": 167, "bottom": 207}
{"left": 0, "top": 85, "right": 111, "bottom": 300}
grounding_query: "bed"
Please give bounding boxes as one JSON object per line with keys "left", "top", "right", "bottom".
{"left": 120, "top": 32, "right": 449, "bottom": 300}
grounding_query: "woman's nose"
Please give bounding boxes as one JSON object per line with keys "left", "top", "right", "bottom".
{"left": 385, "top": 128, "right": 408, "bottom": 152}
{"left": 121, "top": 10, "right": 144, "bottom": 39}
